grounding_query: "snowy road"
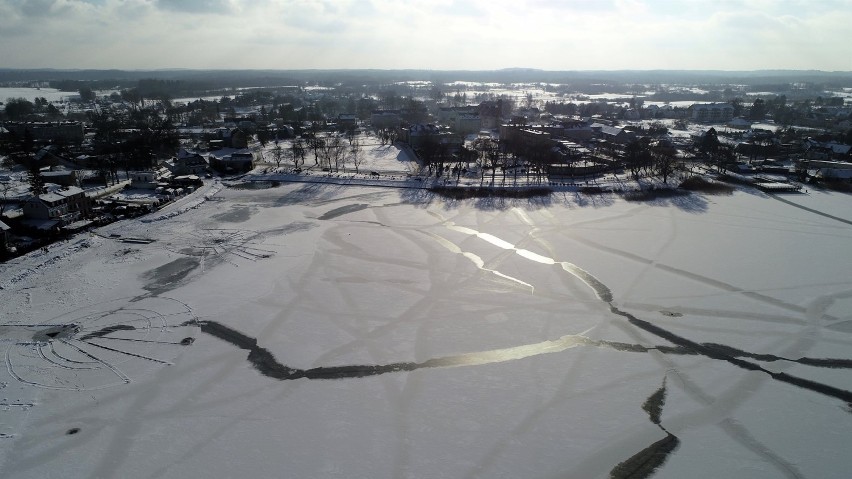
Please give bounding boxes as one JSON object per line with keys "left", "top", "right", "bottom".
{"left": 1, "top": 182, "right": 850, "bottom": 478}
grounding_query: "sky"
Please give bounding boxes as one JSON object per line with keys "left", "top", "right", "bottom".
{"left": 0, "top": 0, "right": 850, "bottom": 71}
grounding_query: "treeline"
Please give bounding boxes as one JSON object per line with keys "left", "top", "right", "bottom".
{"left": 4, "top": 68, "right": 852, "bottom": 91}
{"left": 49, "top": 78, "right": 214, "bottom": 99}
{"left": 50, "top": 79, "right": 133, "bottom": 92}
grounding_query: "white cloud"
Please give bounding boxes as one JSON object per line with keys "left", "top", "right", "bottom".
{"left": 0, "top": 0, "right": 849, "bottom": 70}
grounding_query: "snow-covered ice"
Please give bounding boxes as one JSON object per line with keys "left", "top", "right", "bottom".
{"left": 0, "top": 180, "right": 850, "bottom": 478}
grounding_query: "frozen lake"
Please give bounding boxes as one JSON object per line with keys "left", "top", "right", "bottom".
{"left": 0, "top": 87, "right": 73, "bottom": 103}
{"left": 1, "top": 182, "right": 850, "bottom": 478}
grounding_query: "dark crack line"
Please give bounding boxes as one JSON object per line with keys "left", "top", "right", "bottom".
{"left": 80, "top": 340, "right": 173, "bottom": 365}
{"left": 610, "top": 378, "right": 680, "bottom": 479}
{"left": 609, "top": 305, "right": 852, "bottom": 404}
{"left": 88, "top": 336, "right": 193, "bottom": 346}
{"left": 609, "top": 433, "right": 680, "bottom": 479}
{"left": 193, "top": 318, "right": 852, "bottom": 392}
{"left": 768, "top": 193, "right": 852, "bottom": 227}
{"left": 78, "top": 324, "right": 137, "bottom": 341}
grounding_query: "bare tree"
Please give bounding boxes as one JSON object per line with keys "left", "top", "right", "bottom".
{"left": 624, "top": 138, "right": 652, "bottom": 181}
{"left": 271, "top": 143, "right": 285, "bottom": 169}
{"left": 309, "top": 135, "right": 324, "bottom": 166}
{"left": 473, "top": 137, "right": 502, "bottom": 185}
{"left": 318, "top": 135, "right": 347, "bottom": 172}
{"left": 0, "top": 180, "right": 15, "bottom": 216}
{"left": 328, "top": 136, "right": 347, "bottom": 172}
{"left": 350, "top": 139, "right": 363, "bottom": 174}
{"left": 653, "top": 148, "right": 679, "bottom": 184}
{"left": 291, "top": 138, "right": 306, "bottom": 169}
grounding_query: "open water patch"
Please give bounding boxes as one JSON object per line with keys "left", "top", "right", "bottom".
{"left": 141, "top": 257, "right": 201, "bottom": 294}
{"left": 228, "top": 180, "right": 280, "bottom": 190}
{"left": 318, "top": 203, "right": 370, "bottom": 220}
{"left": 211, "top": 205, "right": 254, "bottom": 223}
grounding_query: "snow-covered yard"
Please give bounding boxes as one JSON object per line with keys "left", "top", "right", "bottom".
{"left": 255, "top": 133, "right": 419, "bottom": 175}
{"left": 0, "top": 180, "right": 850, "bottom": 478}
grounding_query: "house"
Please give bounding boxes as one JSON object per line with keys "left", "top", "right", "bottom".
{"left": 338, "top": 114, "right": 357, "bottom": 131}
{"left": 0, "top": 220, "right": 10, "bottom": 252}
{"left": 689, "top": 103, "right": 734, "bottom": 123}
{"left": 623, "top": 109, "right": 641, "bottom": 121}
{"left": 803, "top": 139, "right": 852, "bottom": 161}
{"left": 223, "top": 116, "right": 256, "bottom": 133}
{"left": 22, "top": 186, "right": 91, "bottom": 225}
{"left": 727, "top": 117, "right": 752, "bottom": 129}
{"left": 166, "top": 149, "right": 208, "bottom": 176}
{"left": 589, "top": 123, "right": 634, "bottom": 144}
{"left": 41, "top": 168, "right": 78, "bottom": 187}
{"left": 130, "top": 171, "right": 158, "bottom": 189}
{"left": 34, "top": 146, "right": 70, "bottom": 167}
{"left": 209, "top": 150, "right": 254, "bottom": 173}
{"left": 229, "top": 128, "right": 249, "bottom": 149}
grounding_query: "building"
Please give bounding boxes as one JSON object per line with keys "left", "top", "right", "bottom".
{"left": 209, "top": 150, "right": 254, "bottom": 173}
{"left": 499, "top": 125, "right": 553, "bottom": 149}
{"left": 3, "top": 121, "right": 86, "bottom": 143}
{"left": 479, "top": 100, "right": 505, "bottom": 130}
{"left": 690, "top": 103, "right": 735, "bottom": 123}
{"left": 338, "top": 114, "right": 357, "bottom": 131}
{"left": 0, "top": 220, "right": 10, "bottom": 252}
{"left": 438, "top": 106, "right": 482, "bottom": 135}
{"left": 803, "top": 139, "right": 852, "bottom": 161}
{"left": 41, "top": 168, "right": 78, "bottom": 187}
{"left": 400, "top": 124, "right": 441, "bottom": 149}
{"left": 130, "top": 171, "right": 158, "bottom": 189}
{"left": 455, "top": 114, "right": 482, "bottom": 135}
{"left": 22, "top": 186, "right": 91, "bottom": 225}
{"left": 370, "top": 110, "right": 401, "bottom": 129}
{"left": 166, "top": 149, "right": 209, "bottom": 176}
{"left": 223, "top": 116, "right": 256, "bottom": 133}
{"left": 589, "top": 123, "right": 634, "bottom": 144}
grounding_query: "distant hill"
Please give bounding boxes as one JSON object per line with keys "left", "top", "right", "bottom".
{"left": 1, "top": 68, "right": 851, "bottom": 89}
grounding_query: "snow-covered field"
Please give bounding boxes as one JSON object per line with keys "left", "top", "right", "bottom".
{"left": 1, "top": 181, "right": 850, "bottom": 478}
{"left": 256, "top": 135, "right": 421, "bottom": 176}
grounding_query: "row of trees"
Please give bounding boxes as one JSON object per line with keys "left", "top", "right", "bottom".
{"left": 268, "top": 135, "right": 364, "bottom": 174}
{"left": 3, "top": 97, "right": 63, "bottom": 120}
{"left": 412, "top": 132, "right": 703, "bottom": 187}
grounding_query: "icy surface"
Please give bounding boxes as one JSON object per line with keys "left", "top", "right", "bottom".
{"left": 0, "top": 182, "right": 850, "bottom": 478}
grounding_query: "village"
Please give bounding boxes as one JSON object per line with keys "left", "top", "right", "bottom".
{"left": 1, "top": 71, "right": 852, "bottom": 260}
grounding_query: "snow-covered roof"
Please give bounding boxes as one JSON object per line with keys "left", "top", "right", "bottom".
{"left": 178, "top": 148, "right": 203, "bottom": 159}
{"left": 37, "top": 192, "right": 65, "bottom": 203}
{"left": 590, "top": 123, "right": 626, "bottom": 137}
{"left": 54, "top": 186, "right": 84, "bottom": 198}
{"left": 727, "top": 118, "right": 751, "bottom": 127}
{"left": 409, "top": 124, "right": 440, "bottom": 135}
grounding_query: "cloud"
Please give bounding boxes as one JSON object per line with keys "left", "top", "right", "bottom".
{"left": 0, "top": 0, "right": 850, "bottom": 70}
{"left": 155, "top": 0, "right": 236, "bottom": 14}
